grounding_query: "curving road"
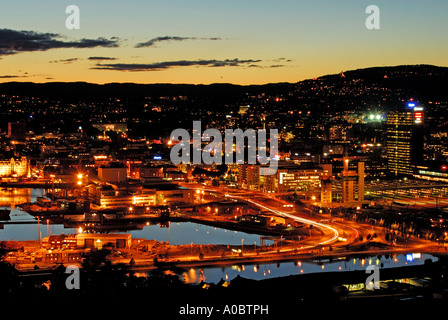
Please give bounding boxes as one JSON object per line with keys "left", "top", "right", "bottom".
{"left": 185, "top": 183, "right": 360, "bottom": 250}
{"left": 232, "top": 195, "right": 340, "bottom": 246}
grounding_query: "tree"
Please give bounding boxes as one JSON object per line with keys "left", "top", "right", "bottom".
{"left": 81, "top": 249, "right": 112, "bottom": 272}
{"left": 0, "top": 242, "right": 18, "bottom": 296}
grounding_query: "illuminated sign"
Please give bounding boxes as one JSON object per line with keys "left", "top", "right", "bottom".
{"left": 414, "top": 111, "right": 423, "bottom": 124}
{"left": 406, "top": 253, "right": 422, "bottom": 262}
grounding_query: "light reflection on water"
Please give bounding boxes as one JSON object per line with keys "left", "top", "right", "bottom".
{"left": 179, "top": 253, "right": 438, "bottom": 284}
{"left": 128, "top": 222, "right": 262, "bottom": 246}
{"left": 0, "top": 189, "right": 265, "bottom": 245}
{"left": 1, "top": 189, "right": 440, "bottom": 285}
{"left": 0, "top": 188, "right": 77, "bottom": 240}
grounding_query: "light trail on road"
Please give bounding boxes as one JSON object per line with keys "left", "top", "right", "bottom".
{"left": 187, "top": 185, "right": 341, "bottom": 248}
{"left": 228, "top": 195, "right": 340, "bottom": 246}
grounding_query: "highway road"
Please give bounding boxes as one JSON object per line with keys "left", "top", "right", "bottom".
{"left": 181, "top": 183, "right": 372, "bottom": 251}
{"left": 179, "top": 182, "right": 447, "bottom": 260}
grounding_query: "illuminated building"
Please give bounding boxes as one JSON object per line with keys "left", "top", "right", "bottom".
{"left": 0, "top": 156, "right": 30, "bottom": 177}
{"left": 320, "top": 175, "right": 333, "bottom": 204}
{"left": 238, "top": 105, "right": 250, "bottom": 115}
{"left": 75, "top": 233, "right": 132, "bottom": 249}
{"left": 238, "top": 162, "right": 332, "bottom": 193}
{"left": 92, "top": 123, "right": 128, "bottom": 133}
{"left": 386, "top": 103, "right": 424, "bottom": 176}
{"left": 98, "top": 166, "right": 127, "bottom": 184}
{"left": 341, "top": 158, "right": 365, "bottom": 205}
{"left": 414, "top": 165, "right": 448, "bottom": 182}
{"left": 274, "top": 163, "right": 327, "bottom": 193}
{"left": 237, "top": 164, "right": 260, "bottom": 191}
{"left": 87, "top": 178, "right": 194, "bottom": 208}
{"left": 341, "top": 158, "right": 357, "bottom": 203}
{"left": 87, "top": 184, "right": 157, "bottom": 207}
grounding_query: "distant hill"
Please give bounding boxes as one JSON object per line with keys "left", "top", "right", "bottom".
{"left": 0, "top": 64, "right": 447, "bottom": 111}
{"left": 319, "top": 64, "right": 448, "bottom": 101}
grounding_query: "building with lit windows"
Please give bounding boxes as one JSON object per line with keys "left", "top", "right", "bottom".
{"left": 92, "top": 123, "right": 128, "bottom": 133}
{"left": 86, "top": 178, "right": 194, "bottom": 208}
{"left": 0, "top": 156, "right": 30, "bottom": 177}
{"left": 386, "top": 104, "right": 424, "bottom": 176}
{"left": 340, "top": 159, "right": 365, "bottom": 205}
{"left": 320, "top": 175, "right": 333, "bottom": 204}
{"left": 237, "top": 164, "right": 260, "bottom": 191}
{"left": 414, "top": 164, "right": 448, "bottom": 182}
{"left": 273, "top": 163, "right": 329, "bottom": 193}
{"left": 238, "top": 162, "right": 332, "bottom": 193}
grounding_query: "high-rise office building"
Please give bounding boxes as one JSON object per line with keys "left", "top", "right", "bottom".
{"left": 237, "top": 164, "right": 260, "bottom": 191}
{"left": 341, "top": 157, "right": 357, "bottom": 204}
{"left": 320, "top": 175, "right": 333, "bottom": 204}
{"left": 386, "top": 103, "right": 424, "bottom": 176}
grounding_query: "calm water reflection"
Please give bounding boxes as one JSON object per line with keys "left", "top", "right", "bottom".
{"left": 128, "top": 222, "right": 262, "bottom": 246}
{"left": 0, "top": 189, "right": 263, "bottom": 245}
{"left": 179, "top": 253, "right": 438, "bottom": 284}
{"left": 0, "top": 188, "right": 76, "bottom": 240}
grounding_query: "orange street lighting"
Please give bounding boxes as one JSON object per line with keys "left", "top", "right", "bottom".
{"left": 77, "top": 173, "right": 83, "bottom": 179}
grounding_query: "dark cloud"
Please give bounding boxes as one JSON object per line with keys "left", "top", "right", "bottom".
{"left": 92, "top": 58, "right": 262, "bottom": 71}
{"left": 273, "top": 57, "right": 292, "bottom": 62}
{"left": 88, "top": 56, "right": 117, "bottom": 60}
{"left": 135, "top": 36, "right": 222, "bottom": 48}
{"left": 0, "top": 28, "right": 119, "bottom": 56}
{"left": 0, "top": 75, "right": 21, "bottom": 78}
{"left": 49, "top": 58, "right": 79, "bottom": 64}
{"left": 242, "top": 63, "right": 287, "bottom": 69}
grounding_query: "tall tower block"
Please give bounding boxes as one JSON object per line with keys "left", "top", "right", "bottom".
{"left": 386, "top": 102, "right": 424, "bottom": 176}
{"left": 321, "top": 176, "right": 333, "bottom": 204}
{"left": 341, "top": 157, "right": 357, "bottom": 204}
{"left": 358, "top": 162, "right": 365, "bottom": 202}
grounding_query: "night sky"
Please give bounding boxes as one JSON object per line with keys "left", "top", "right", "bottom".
{"left": 0, "top": 0, "right": 447, "bottom": 84}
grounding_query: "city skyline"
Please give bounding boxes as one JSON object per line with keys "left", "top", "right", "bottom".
{"left": 0, "top": 0, "right": 447, "bottom": 84}
{"left": 2, "top": 0, "right": 448, "bottom": 311}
